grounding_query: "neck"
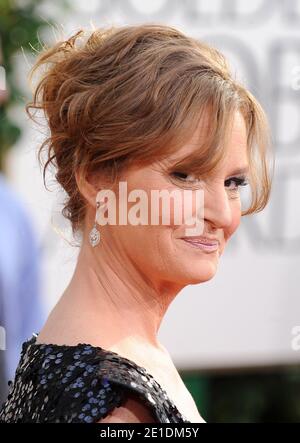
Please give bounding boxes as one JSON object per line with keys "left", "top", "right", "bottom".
{"left": 60, "top": 232, "right": 183, "bottom": 354}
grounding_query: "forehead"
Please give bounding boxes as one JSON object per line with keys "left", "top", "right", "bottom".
{"left": 214, "top": 112, "right": 249, "bottom": 176}
{"left": 154, "top": 111, "right": 249, "bottom": 175}
{"left": 226, "top": 111, "right": 248, "bottom": 151}
{"left": 168, "top": 111, "right": 248, "bottom": 172}
{"left": 163, "top": 111, "right": 249, "bottom": 175}
{"left": 166, "top": 109, "right": 249, "bottom": 166}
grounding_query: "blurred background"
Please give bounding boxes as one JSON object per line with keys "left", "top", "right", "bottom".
{"left": 0, "top": 0, "right": 300, "bottom": 422}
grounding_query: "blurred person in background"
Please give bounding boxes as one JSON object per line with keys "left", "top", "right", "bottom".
{"left": 0, "top": 173, "right": 45, "bottom": 400}
{"left": 0, "top": 37, "right": 44, "bottom": 404}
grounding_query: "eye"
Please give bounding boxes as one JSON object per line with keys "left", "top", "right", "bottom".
{"left": 224, "top": 176, "right": 249, "bottom": 191}
{"left": 170, "top": 172, "right": 202, "bottom": 183}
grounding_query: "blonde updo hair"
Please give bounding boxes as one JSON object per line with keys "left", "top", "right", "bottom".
{"left": 27, "top": 23, "right": 274, "bottom": 236}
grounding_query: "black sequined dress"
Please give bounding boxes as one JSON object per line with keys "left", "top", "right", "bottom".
{"left": 0, "top": 334, "right": 190, "bottom": 423}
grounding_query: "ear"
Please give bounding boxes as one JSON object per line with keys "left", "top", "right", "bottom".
{"left": 75, "top": 169, "right": 114, "bottom": 209}
{"left": 75, "top": 169, "right": 101, "bottom": 209}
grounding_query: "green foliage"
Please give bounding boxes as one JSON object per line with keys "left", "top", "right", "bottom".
{"left": 0, "top": 0, "right": 49, "bottom": 170}
{"left": 0, "top": 0, "right": 69, "bottom": 171}
{"left": 182, "top": 365, "right": 300, "bottom": 423}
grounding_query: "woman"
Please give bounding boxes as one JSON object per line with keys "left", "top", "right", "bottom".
{"left": 0, "top": 23, "right": 273, "bottom": 423}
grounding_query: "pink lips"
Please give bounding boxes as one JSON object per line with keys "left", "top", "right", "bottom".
{"left": 181, "top": 237, "right": 219, "bottom": 252}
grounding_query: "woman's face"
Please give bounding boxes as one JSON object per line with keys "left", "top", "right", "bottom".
{"left": 100, "top": 110, "right": 249, "bottom": 289}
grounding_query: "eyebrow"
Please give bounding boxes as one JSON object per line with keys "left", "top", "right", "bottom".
{"left": 229, "top": 166, "right": 249, "bottom": 176}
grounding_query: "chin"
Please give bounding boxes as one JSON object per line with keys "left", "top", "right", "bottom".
{"left": 176, "top": 260, "right": 218, "bottom": 285}
{"left": 189, "top": 271, "right": 216, "bottom": 285}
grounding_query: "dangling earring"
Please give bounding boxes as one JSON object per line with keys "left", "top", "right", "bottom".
{"left": 89, "top": 201, "right": 101, "bottom": 247}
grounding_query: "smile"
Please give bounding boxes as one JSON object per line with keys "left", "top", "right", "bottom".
{"left": 181, "top": 238, "right": 219, "bottom": 252}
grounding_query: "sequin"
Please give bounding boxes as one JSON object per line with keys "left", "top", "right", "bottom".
{"left": 0, "top": 334, "right": 191, "bottom": 423}
{"left": 84, "top": 415, "right": 93, "bottom": 423}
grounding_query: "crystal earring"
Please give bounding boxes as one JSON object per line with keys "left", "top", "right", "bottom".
{"left": 89, "top": 201, "right": 101, "bottom": 247}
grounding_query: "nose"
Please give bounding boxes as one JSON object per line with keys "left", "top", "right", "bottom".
{"left": 202, "top": 184, "right": 233, "bottom": 229}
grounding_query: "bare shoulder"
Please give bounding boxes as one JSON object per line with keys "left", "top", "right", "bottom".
{"left": 97, "top": 394, "right": 157, "bottom": 423}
